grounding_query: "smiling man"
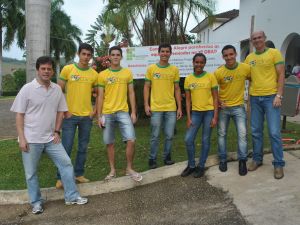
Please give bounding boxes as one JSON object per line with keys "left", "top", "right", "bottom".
{"left": 214, "top": 45, "right": 250, "bottom": 176}
{"left": 97, "top": 46, "right": 142, "bottom": 182}
{"left": 57, "top": 43, "right": 98, "bottom": 188}
{"left": 245, "top": 31, "right": 285, "bottom": 179}
{"left": 11, "top": 56, "right": 88, "bottom": 214}
{"left": 143, "top": 43, "right": 182, "bottom": 169}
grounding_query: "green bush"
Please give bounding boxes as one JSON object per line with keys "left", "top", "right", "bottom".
{"left": 2, "top": 74, "right": 16, "bottom": 92}
{"left": 13, "top": 69, "right": 26, "bottom": 91}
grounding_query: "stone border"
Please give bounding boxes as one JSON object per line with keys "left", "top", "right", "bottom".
{"left": 1, "top": 146, "right": 300, "bottom": 205}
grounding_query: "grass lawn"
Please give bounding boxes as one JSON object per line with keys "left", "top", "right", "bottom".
{"left": 0, "top": 117, "right": 299, "bottom": 190}
{"left": 0, "top": 96, "right": 15, "bottom": 100}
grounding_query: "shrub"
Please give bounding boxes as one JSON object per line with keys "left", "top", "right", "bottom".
{"left": 13, "top": 69, "right": 26, "bottom": 91}
{"left": 2, "top": 74, "right": 16, "bottom": 92}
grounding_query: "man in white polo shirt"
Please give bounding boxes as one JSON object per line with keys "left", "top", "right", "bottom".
{"left": 11, "top": 56, "right": 88, "bottom": 214}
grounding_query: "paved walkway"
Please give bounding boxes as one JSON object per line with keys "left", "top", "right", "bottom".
{"left": 207, "top": 151, "right": 300, "bottom": 225}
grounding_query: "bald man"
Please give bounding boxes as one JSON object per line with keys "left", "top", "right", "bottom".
{"left": 245, "top": 31, "right": 285, "bottom": 179}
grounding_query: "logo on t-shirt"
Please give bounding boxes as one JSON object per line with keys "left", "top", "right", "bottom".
{"left": 223, "top": 76, "right": 233, "bottom": 83}
{"left": 153, "top": 73, "right": 161, "bottom": 79}
{"left": 71, "top": 74, "right": 80, "bottom": 81}
{"left": 189, "top": 83, "right": 199, "bottom": 90}
{"left": 249, "top": 60, "right": 256, "bottom": 67}
{"left": 107, "top": 76, "right": 117, "bottom": 84}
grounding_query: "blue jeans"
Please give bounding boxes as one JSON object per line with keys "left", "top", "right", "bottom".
{"left": 102, "top": 111, "right": 136, "bottom": 144}
{"left": 250, "top": 95, "right": 285, "bottom": 167}
{"left": 58, "top": 115, "right": 93, "bottom": 179}
{"left": 218, "top": 105, "right": 247, "bottom": 162}
{"left": 185, "top": 110, "right": 214, "bottom": 168}
{"left": 150, "top": 111, "right": 176, "bottom": 160}
{"left": 22, "top": 141, "right": 79, "bottom": 206}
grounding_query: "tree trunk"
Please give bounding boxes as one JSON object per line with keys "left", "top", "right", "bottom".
{"left": 0, "top": 9, "right": 3, "bottom": 96}
{"left": 25, "top": 0, "right": 51, "bottom": 82}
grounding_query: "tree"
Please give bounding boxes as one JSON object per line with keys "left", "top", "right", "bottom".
{"left": 25, "top": 0, "right": 51, "bottom": 82}
{"left": 50, "top": 0, "right": 82, "bottom": 76}
{"left": 102, "top": 0, "right": 215, "bottom": 46}
{"left": 85, "top": 14, "right": 115, "bottom": 57}
{"left": 0, "top": 0, "right": 25, "bottom": 95}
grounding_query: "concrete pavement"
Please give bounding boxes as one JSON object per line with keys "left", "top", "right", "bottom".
{"left": 207, "top": 150, "right": 300, "bottom": 225}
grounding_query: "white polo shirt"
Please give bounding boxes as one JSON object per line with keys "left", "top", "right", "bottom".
{"left": 11, "top": 79, "right": 68, "bottom": 143}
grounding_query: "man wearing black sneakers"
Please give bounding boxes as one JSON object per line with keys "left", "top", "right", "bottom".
{"left": 214, "top": 45, "right": 250, "bottom": 176}
{"left": 144, "top": 44, "right": 182, "bottom": 169}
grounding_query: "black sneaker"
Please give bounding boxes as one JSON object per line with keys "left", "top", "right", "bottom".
{"left": 239, "top": 160, "right": 247, "bottom": 176}
{"left": 219, "top": 161, "right": 227, "bottom": 172}
{"left": 164, "top": 159, "right": 175, "bottom": 165}
{"left": 193, "top": 166, "right": 205, "bottom": 178}
{"left": 164, "top": 154, "right": 175, "bottom": 165}
{"left": 149, "top": 159, "right": 157, "bottom": 169}
{"left": 181, "top": 166, "right": 195, "bottom": 177}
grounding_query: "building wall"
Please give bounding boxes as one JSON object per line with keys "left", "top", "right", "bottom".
{"left": 197, "top": 22, "right": 223, "bottom": 43}
{"left": 211, "top": 0, "right": 299, "bottom": 56}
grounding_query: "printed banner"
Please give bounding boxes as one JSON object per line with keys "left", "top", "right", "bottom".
{"left": 121, "top": 43, "right": 239, "bottom": 79}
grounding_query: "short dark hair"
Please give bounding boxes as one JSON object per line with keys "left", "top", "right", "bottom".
{"left": 193, "top": 53, "right": 206, "bottom": 63}
{"left": 109, "top": 46, "right": 123, "bottom": 56}
{"left": 78, "top": 43, "right": 94, "bottom": 54}
{"left": 221, "top": 45, "right": 236, "bottom": 55}
{"left": 158, "top": 43, "right": 172, "bottom": 53}
{"left": 36, "top": 56, "right": 54, "bottom": 70}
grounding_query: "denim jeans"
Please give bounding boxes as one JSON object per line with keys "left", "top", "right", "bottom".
{"left": 250, "top": 95, "right": 285, "bottom": 167}
{"left": 149, "top": 111, "right": 176, "bottom": 160}
{"left": 185, "top": 110, "right": 214, "bottom": 168}
{"left": 218, "top": 105, "right": 247, "bottom": 162}
{"left": 22, "top": 141, "right": 79, "bottom": 206}
{"left": 102, "top": 111, "right": 136, "bottom": 144}
{"left": 58, "top": 115, "right": 93, "bottom": 179}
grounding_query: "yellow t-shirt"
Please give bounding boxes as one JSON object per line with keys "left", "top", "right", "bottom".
{"left": 98, "top": 68, "right": 133, "bottom": 114}
{"left": 214, "top": 63, "right": 250, "bottom": 107}
{"left": 244, "top": 48, "right": 284, "bottom": 96}
{"left": 184, "top": 72, "right": 218, "bottom": 111}
{"left": 59, "top": 64, "right": 98, "bottom": 116}
{"left": 145, "top": 64, "right": 180, "bottom": 111}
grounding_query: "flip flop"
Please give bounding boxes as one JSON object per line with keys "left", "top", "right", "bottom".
{"left": 126, "top": 172, "right": 143, "bottom": 182}
{"left": 104, "top": 173, "right": 116, "bottom": 181}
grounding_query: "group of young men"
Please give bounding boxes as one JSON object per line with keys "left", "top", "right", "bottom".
{"left": 11, "top": 30, "right": 285, "bottom": 214}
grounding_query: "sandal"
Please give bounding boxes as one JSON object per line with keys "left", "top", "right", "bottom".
{"left": 126, "top": 172, "right": 143, "bottom": 182}
{"left": 104, "top": 173, "right": 116, "bottom": 181}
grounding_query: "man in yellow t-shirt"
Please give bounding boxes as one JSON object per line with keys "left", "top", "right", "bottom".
{"left": 144, "top": 44, "right": 182, "bottom": 169}
{"left": 245, "top": 31, "right": 285, "bottom": 179}
{"left": 214, "top": 45, "right": 250, "bottom": 176}
{"left": 57, "top": 43, "right": 98, "bottom": 188}
{"left": 97, "top": 46, "right": 142, "bottom": 182}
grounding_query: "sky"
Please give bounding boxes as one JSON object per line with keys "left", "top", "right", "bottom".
{"left": 3, "top": 0, "right": 239, "bottom": 60}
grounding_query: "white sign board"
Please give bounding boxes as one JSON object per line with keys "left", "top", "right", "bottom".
{"left": 121, "top": 43, "right": 239, "bottom": 79}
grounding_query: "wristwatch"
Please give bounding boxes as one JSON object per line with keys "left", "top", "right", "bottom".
{"left": 54, "top": 130, "right": 61, "bottom": 135}
{"left": 276, "top": 94, "right": 283, "bottom": 99}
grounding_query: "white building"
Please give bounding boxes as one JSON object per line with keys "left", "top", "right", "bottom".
{"left": 190, "top": 0, "right": 300, "bottom": 67}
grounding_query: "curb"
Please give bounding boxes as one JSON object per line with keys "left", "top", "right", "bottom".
{"left": 1, "top": 147, "right": 300, "bottom": 205}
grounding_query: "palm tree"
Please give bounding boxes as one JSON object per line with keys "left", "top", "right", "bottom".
{"left": 85, "top": 14, "right": 116, "bottom": 57}
{"left": 102, "top": 0, "right": 215, "bottom": 45}
{"left": 0, "top": 0, "right": 25, "bottom": 95}
{"left": 50, "top": 0, "right": 82, "bottom": 76}
{"left": 25, "top": 0, "right": 51, "bottom": 82}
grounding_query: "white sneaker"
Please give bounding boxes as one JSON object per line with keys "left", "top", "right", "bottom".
{"left": 65, "top": 196, "right": 88, "bottom": 205}
{"left": 32, "top": 204, "right": 44, "bottom": 214}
